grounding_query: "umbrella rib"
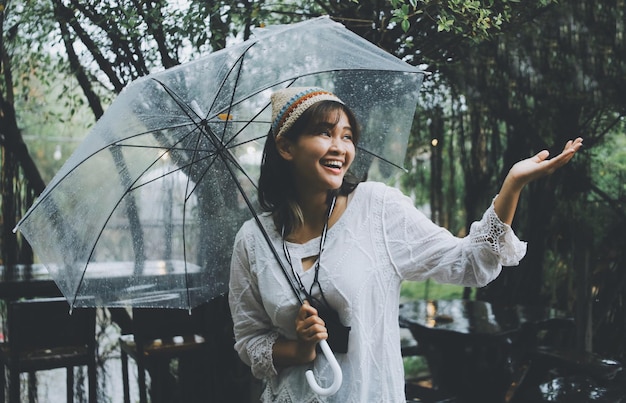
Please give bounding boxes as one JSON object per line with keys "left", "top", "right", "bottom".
{"left": 183, "top": 150, "right": 221, "bottom": 203}
{"left": 216, "top": 41, "right": 249, "bottom": 145}
{"left": 117, "top": 143, "right": 215, "bottom": 153}
{"left": 180, "top": 139, "right": 200, "bottom": 311}
{"left": 204, "top": 41, "right": 258, "bottom": 121}
{"left": 225, "top": 134, "right": 266, "bottom": 154}
{"left": 144, "top": 127, "right": 263, "bottom": 159}
{"left": 151, "top": 78, "right": 206, "bottom": 130}
{"left": 129, "top": 153, "right": 218, "bottom": 192}
{"left": 70, "top": 189, "right": 133, "bottom": 308}
{"left": 356, "top": 146, "right": 409, "bottom": 172}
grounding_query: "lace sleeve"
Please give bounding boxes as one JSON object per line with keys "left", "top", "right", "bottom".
{"left": 469, "top": 196, "right": 527, "bottom": 266}
{"left": 246, "top": 331, "right": 280, "bottom": 379}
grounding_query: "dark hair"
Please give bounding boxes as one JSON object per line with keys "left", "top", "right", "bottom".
{"left": 258, "top": 100, "right": 362, "bottom": 234}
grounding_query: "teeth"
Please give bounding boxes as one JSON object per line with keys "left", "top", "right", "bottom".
{"left": 323, "top": 161, "right": 342, "bottom": 169}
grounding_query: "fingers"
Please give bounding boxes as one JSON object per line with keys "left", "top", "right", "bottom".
{"left": 561, "top": 137, "right": 583, "bottom": 156}
{"left": 296, "top": 301, "right": 328, "bottom": 343}
{"left": 298, "top": 300, "right": 317, "bottom": 319}
{"left": 536, "top": 137, "right": 583, "bottom": 162}
{"left": 569, "top": 137, "right": 584, "bottom": 148}
{"left": 551, "top": 137, "right": 583, "bottom": 167}
{"left": 541, "top": 138, "right": 583, "bottom": 163}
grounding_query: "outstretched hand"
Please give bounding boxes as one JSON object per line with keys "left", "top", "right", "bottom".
{"left": 495, "top": 137, "right": 583, "bottom": 225}
{"left": 507, "top": 137, "right": 584, "bottom": 188}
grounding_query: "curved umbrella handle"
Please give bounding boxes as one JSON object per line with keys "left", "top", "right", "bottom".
{"left": 305, "top": 339, "right": 343, "bottom": 396}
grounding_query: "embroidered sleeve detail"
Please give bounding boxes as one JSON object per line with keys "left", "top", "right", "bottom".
{"left": 470, "top": 196, "right": 527, "bottom": 266}
{"left": 247, "top": 331, "right": 280, "bottom": 379}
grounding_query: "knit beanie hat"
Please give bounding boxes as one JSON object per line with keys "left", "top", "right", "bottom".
{"left": 270, "top": 87, "right": 344, "bottom": 138}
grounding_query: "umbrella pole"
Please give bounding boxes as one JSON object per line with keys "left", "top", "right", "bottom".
{"left": 212, "top": 148, "right": 304, "bottom": 305}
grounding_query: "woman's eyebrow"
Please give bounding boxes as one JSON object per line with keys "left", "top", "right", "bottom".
{"left": 311, "top": 121, "right": 336, "bottom": 131}
{"left": 310, "top": 119, "right": 352, "bottom": 132}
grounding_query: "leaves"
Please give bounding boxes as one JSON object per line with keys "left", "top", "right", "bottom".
{"left": 385, "top": 0, "right": 558, "bottom": 40}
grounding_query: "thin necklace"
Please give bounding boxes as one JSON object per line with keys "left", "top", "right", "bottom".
{"left": 281, "top": 195, "right": 337, "bottom": 306}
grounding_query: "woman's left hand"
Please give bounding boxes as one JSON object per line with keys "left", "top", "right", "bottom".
{"left": 495, "top": 137, "right": 583, "bottom": 224}
{"left": 507, "top": 137, "right": 583, "bottom": 189}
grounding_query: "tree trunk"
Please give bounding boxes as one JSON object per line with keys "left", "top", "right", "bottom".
{"left": 0, "top": 100, "right": 45, "bottom": 265}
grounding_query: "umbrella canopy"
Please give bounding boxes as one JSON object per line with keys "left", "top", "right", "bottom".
{"left": 15, "top": 16, "right": 425, "bottom": 310}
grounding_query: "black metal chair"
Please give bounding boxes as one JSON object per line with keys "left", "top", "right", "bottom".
{"left": 119, "top": 306, "right": 209, "bottom": 403}
{"left": 0, "top": 297, "right": 97, "bottom": 403}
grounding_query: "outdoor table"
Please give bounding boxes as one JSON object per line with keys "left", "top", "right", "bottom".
{"left": 0, "top": 260, "right": 202, "bottom": 303}
{"left": 398, "top": 299, "right": 572, "bottom": 403}
{"left": 0, "top": 264, "right": 62, "bottom": 300}
{"left": 0, "top": 260, "right": 202, "bottom": 332}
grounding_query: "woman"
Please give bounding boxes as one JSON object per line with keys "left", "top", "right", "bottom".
{"left": 228, "top": 86, "right": 583, "bottom": 402}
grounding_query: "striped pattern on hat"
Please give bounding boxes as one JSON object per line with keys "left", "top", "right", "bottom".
{"left": 270, "top": 87, "right": 344, "bottom": 138}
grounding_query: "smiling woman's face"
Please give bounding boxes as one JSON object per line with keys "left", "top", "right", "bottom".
{"left": 278, "top": 109, "right": 356, "bottom": 195}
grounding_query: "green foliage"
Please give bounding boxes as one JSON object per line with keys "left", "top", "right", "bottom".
{"left": 590, "top": 120, "right": 626, "bottom": 201}
{"left": 386, "top": 0, "right": 556, "bottom": 41}
{"left": 14, "top": 57, "right": 95, "bottom": 183}
{"left": 403, "top": 354, "right": 429, "bottom": 379}
{"left": 400, "top": 279, "right": 469, "bottom": 301}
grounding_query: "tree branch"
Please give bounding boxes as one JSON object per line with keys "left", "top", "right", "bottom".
{"left": 590, "top": 183, "right": 626, "bottom": 220}
{"left": 56, "top": 13, "right": 104, "bottom": 120}
{"left": 135, "top": 0, "right": 178, "bottom": 68}
{"left": 52, "top": 0, "right": 126, "bottom": 92}
{"left": 68, "top": 0, "right": 149, "bottom": 77}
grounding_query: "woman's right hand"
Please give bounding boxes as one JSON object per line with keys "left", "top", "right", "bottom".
{"left": 272, "top": 300, "right": 328, "bottom": 369}
{"left": 295, "top": 300, "right": 328, "bottom": 363}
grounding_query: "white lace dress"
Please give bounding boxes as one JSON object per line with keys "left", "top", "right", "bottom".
{"left": 228, "top": 181, "right": 526, "bottom": 402}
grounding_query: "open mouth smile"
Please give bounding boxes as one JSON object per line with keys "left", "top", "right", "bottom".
{"left": 321, "top": 160, "right": 344, "bottom": 170}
